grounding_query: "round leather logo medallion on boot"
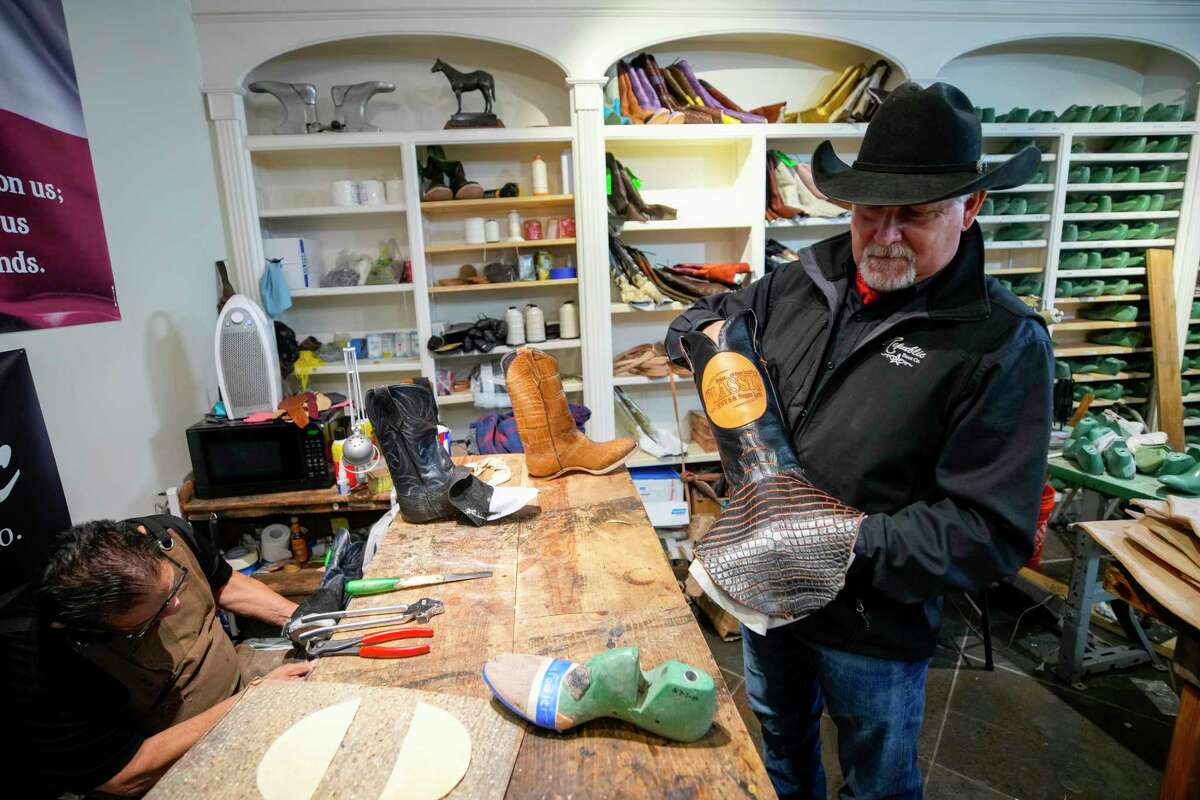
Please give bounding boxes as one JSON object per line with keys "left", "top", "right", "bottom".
{"left": 701, "top": 352, "right": 767, "bottom": 428}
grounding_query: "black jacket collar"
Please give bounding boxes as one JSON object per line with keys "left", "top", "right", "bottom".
{"left": 801, "top": 222, "right": 991, "bottom": 322}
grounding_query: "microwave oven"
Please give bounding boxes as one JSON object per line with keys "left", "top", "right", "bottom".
{"left": 186, "top": 411, "right": 341, "bottom": 499}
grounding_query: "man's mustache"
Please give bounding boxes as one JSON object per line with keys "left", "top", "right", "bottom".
{"left": 863, "top": 244, "right": 916, "bottom": 263}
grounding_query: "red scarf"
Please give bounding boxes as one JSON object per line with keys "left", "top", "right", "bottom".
{"left": 855, "top": 270, "right": 880, "bottom": 305}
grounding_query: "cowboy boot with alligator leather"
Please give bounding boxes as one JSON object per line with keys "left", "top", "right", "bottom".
{"left": 365, "top": 383, "right": 494, "bottom": 525}
{"left": 680, "top": 310, "right": 863, "bottom": 619}
{"left": 503, "top": 348, "right": 636, "bottom": 478}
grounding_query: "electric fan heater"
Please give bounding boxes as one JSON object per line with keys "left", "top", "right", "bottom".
{"left": 215, "top": 294, "right": 282, "bottom": 419}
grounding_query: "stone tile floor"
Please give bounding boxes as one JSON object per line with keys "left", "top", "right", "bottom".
{"left": 698, "top": 532, "right": 1178, "bottom": 800}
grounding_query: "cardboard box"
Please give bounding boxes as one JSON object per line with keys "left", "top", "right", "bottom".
{"left": 685, "top": 575, "right": 742, "bottom": 641}
{"left": 630, "top": 466, "right": 689, "bottom": 528}
{"left": 263, "top": 237, "right": 316, "bottom": 289}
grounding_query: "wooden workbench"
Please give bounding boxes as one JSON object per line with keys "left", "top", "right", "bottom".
{"left": 313, "top": 454, "right": 773, "bottom": 799}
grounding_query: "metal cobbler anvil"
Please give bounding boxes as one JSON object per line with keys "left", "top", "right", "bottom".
{"left": 331, "top": 81, "right": 395, "bottom": 132}
{"left": 482, "top": 647, "right": 716, "bottom": 742}
{"left": 248, "top": 80, "right": 319, "bottom": 134}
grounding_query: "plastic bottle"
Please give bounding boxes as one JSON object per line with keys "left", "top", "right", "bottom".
{"left": 560, "top": 149, "right": 573, "bottom": 194}
{"left": 290, "top": 516, "right": 308, "bottom": 562}
{"left": 524, "top": 303, "right": 546, "bottom": 343}
{"left": 505, "top": 306, "right": 526, "bottom": 346}
{"left": 531, "top": 155, "right": 549, "bottom": 196}
{"left": 559, "top": 300, "right": 579, "bottom": 339}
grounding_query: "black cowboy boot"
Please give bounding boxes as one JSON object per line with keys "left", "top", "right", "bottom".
{"left": 365, "top": 383, "right": 493, "bottom": 525}
{"left": 680, "top": 310, "right": 863, "bottom": 620}
{"left": 420, "top": 155, "right": 452, "bottom": 202}
{"left": 427, "top": 145, "right": 483, "bottom": 200}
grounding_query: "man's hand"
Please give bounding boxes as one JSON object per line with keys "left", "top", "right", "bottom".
{"left": 702, "top": 320, "right": 725, "bottom": 342}
{"left": 264, "top": 661, "right": 316, "bottom": 682}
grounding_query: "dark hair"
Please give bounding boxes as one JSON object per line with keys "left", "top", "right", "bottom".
{"left": 39, "top": 520, "right": 165, "bottom": 628}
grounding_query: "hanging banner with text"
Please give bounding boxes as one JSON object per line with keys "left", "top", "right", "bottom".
{"left": 0, "top": 0, "right": 120, "bottom": 331}
{"left": 0, "top": 349, "right": 71, "bottom": 595}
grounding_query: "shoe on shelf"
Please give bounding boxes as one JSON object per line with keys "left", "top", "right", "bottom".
{"left": 1167, "top": 166, "right": 1187, "bottom": 181}
{"left": 1088, "top": 330, "right": 1145, "bottom": 347}
{"left": 798, "top": 63, "right": 866, "bottom": 123}
{"left": 674, "top": 59, "right": 766, "bottom": 124}
{"left": 1074, "top": 279, "right": 1106, "bottom": 297}
{"left": 997, "top": 107, "right": 1031, "bottom": 123}
{"left": 1127, "top": 222, "right": 1159, "bottom": 240}
{"left": 1147, "top": 136, "right": 1181, "bottom": 153}
{"left": 1105, "top": 444, "right": 1136, "bottom": 479}
{"left": 991, "top": 196, "right": 1012, "bottom": 215}
{"left": 1071, "top": 141, "right": 1088, "bottom": 154}
{"left": 1091, "top": 167, "right": 1116, "bottom": 184}
{"left": 1190, "top": 300, "right": 1200, "bottom": 319}
{"left": 1093, "top": 105, "right": 1122, "bottom": 124}
{"left": 1068, "top": 165, "right": 1090, "bottom": 183}
{"left": 1120, "top": 105, "right": 1146, "bottom": 123}
{"left": 1013, "top": 278, "right": 1043, "bottom": 296}
{"left": 1080, "top": 303, "right": 1139, "bottom": 322}
{"left": 426, "top": 145, "right": 484, "bottom": 200}
{"left": 1101, "top": 279, "right": 1132, "bottom": 295}
{"left": 1100, "top": 251, "right": 1131, "bottom": 268}
{"left": 1146, "top": 104, "right": 1184, "bottom": 122}
{"left": 1092, "top": 195, "right": 1113, "bottom": 213}
{"left": 1108, "top": 136, "right": 1148, "bottom": 154}
{"left": 1164, "top": 196, "right": 1182, "bottom": 211}
{"left": 1111, "top": 195, "right": 1151, "bottom": 213}
{"left": 1060, "top": 252, "right": 1089, "bottom": 269}
{"left": 1139, "top": 165, "right": 1169, "bottom": 183}
{"left": 1147, "top": 194, "right": 1166, "bottom": 211}
{"left": 1030, "top": 110, "right": 1055, "bottom": 123}
{"left": 1081, "top": 223, "right": 1130, "bottom": 241}
{"left": 1112, "top": 166, "right": 1141, "bottom": 184}
{"left": 1126, "top": 254, "right": 1146, "bottom": 267}
{"left": 1031, "top": 167, "right": 1049, "bottom": 183}
{"left": 1026, "top": 200, "right": 1048, "bottom": 213}
{"left": 1062, "top": 223, "right": 1079, "bottom": 242}
{"left": 1005, "top": 198, "right": 1028, "bottom": 215}
{"left": 1188, "top": 330, "right": 1200, "bottom": 344}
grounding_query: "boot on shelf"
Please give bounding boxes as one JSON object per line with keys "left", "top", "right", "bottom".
{"left": 420, "top": 155, "right": 453, "bottom": 201}
{"left": 426, "top": 145, "right": 483, "bottom": 200}
{"left": 794, "top": 63, "right": 865, "bottom": 123}
{"left": 632, "top": 53, "right": 713, "bottom": 124}
{"left": 365, "top": 383, "right": 494, "bottom": 525}
{"left": 672, "top": 59, "right": 766, "bottom": 123}
{"left": 606, "top": 153, "right": 645, "bottom": 222}
{"left": 660, "top": 65, "right": 726, "bottom": 123}
{"left": 765, "top": 154, "right": 804, "bottom": 219}
{"left": 628, "top": 63, "right": 684, "bottom": 124}
{"left": 616, "top": 61, "right": 662, "bottom": 124}
{"left": 503, "top": 348, "right": 636, "bottom": 479}
{"left": 616, "top": 158, "right": 677, "bottom": 221}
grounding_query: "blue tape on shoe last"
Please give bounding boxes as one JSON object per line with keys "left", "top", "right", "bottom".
{"left": 534, "top": 658, "right": 572, "bottom": 728}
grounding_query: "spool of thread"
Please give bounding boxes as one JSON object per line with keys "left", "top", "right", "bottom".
{"left": 561, "top": 150, "right": 573, "bottom": 194}
{"left": 484, "top": 219, "right": 501, "bottom": 242}
{"left": 385, "top": 178, "right": 403, "bottom": 204}
{"left": 465, "top": 217, "right": 486, "bottom": 244}
{"left": 507, "top": 210, "right": 523, "bottom": 241}
{"left": 559, "top": 300, "right": 579, "bottom": 339}
{"left": 505, "top": 306, "right": 526, "bottom": 345}
{"left": 260, "top": 524, "right": 292, "bottom": 562}
{"left": 522, "top": 219, "right": 542, "bottom": 240}
{"left": 358, "top": 179, "right": 385, "bottom": 206}
{"left": 331, "top": 180, "right": 357, "bottom": 207}
{"left": 531, "top": 155, "right": 549, "bottom": 195}
{"left": 524, "top": 303, "right": 546, "bottom": 343}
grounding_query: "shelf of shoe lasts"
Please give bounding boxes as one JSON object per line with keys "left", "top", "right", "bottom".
{"left": 765, "top": 216, "right": 850, "bottom": 229}
{"left": 612, "top": 374, "right": 694, "bottom": 388}
{"left": 1059, "top": 239, "right": 1176, "bottom": 249}
{"left": 610, "top": 302, "right": 687, "bottom": 314}
{"left": 620, "top": 220, "right": 755, "bottom": 233}
{"left": 433, "top": 339, "right": 582, "bottom": 359}
{"left": 259, "top": 204, "right": 407, "bottom": 219}
{"left": 1053, "top": 320, "right": 1149, "bottom": 332}
{"left": 1069, "top": 152, "right": 1190, "bottom": 162}
{"left": 1066, "top": 182, "right": 1186, "bottom": 192}
{"left": 1057, "top": 268, "right": 1148, "bottom": 278}
{"left": 424, "top": 237, "right": 576, "bottom": 255}
{"left": 436, "top": 381, "right": 584, "bottom": 406}
{"left": 986, "top": 267, "right": 1045, "bottom": 275}
{"left": 291, "top": 283, "right": 416, "bottom": 299}
{"left": 308, "top": 358, "right": 423, "bottom": 375}
{"left": 1072, "top": 371, "right": 1152, "bottom": 383}
{"left": 427, "top": 278, "right": 578, "bottom": 294}
{"left": 990, "top": 183, "right": 1055, "bottom": 194}
{"left": 626, "top": 441, "right": 720, "bottom": 469}
{"left": 1054, "top": 345, "right": 1153, "bottom": 357}
{"left": 419, "top": 194, "right": 575, "bottom": 215}
{"left": 1055, "top": 295, "right": 1146, "bottom": 304}
{"left": 1078, "top": 396, "right": 1149, "bottom": 408}
{"left": 1181, "top": 393, "right": 1200, "bottom": 403}
{"left": 246, "top": 127, "right": 575, "bottom": 152}
{"left": 976, "top": 215, "right": 1052, "bottom": 224}
{"left": 1062, "top": 211, "right": 1180, "bottom": 222}
{"left": 982, "top": 240, "right": 1049, "bottom": 250}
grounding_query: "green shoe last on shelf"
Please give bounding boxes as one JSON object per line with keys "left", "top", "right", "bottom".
{"left": 1125, "top": 255, "right": 1145, "bottom": 267}
{"left": 1080, "top": 304, "right": 1138, "bottom": 321}
{"left": 1064, "top": 199, "right": 1090, "bottom": 213}
{"left": 1012, "top": 278, "right": 1043, "bottom": 296}
{"left": 1160, "top": 452, "right": 1198, "bottom": 476}
{"left": 1005, "top": 198, "right": 1028, "bottom": 215}
{"left": 1067, "top": 166, "right": 1090, "bottom": 183}
{"left": 1187, "top": 330, "right": 1200, "bottom": 344}
{"left": 1140, "top": 165, "right": 1169, "bottom": 183}
{"left": 1054, "top": 360, "right": 1072, "bottom": 380}
{"left": 1110, "top": 195, "right": 1151, "bottom": 213}
{"left": 1093, "top": 105, "right": 1121, "bottom": 123}
{"left": 1026, "top": 200, "right": 1048, "bottom": 214}
{"left": 1072, "top": 443, "right": 1105, "bottom": 476}
{"left": 995, "top": 224, "right": 1042, "bottom": 241}
{"left": 1120, "top": 105, "right": 1146, "bottom": 123}
{"left": 1148, "top": 136, "right": 1181, "bottom": 153}
{"left": 1061, "top": 223, "right": 1079, "bottom": 242}
{"left": 1089, "top": 166, "right": 1115, "bottom": 183}
{"left": 978, "top": 107, "right": 996, "bottom": 123}
{"left": 1127, "top": 222, "right": 1159, "bottom": 240}
{"left": 1104, "top": 444, "right": 1136, "bottom": 479}
{"left": 1101, "top": 279, "right": 1131, "bottom": 295}
{"left": 1070, "top": 141, "right": 1088, "bottom": 154}
{"left": 1059, "top": 252, "right": 1089, "bottom": 269}
{"left": 1160, "top": 465, "right": 1200, "bottom": 495}
{"left": 1100, "top": 251, "right": 1130, "bottom": 268}
{"left": 1088, "top": 330, "right": 1145, "bottom": 347}
{"left": 1030, "top": 110, "right": 1056, "bottom": 123}
{"left": 980, "top": 197, "right": 995, "bottom": 216}
{"left": 1108, "top": 136, "right": 1148, "bottom": 153}
{"left": 1190, "top": 300, "right": 1200, "bottom": 319}
{"left": 1112, "top": 166, "right": 1141, "bottom": 183}
{"left": 1073, "top": 279, "right": 1106, "bottom": 297}
{"left": 1095, "top": 357, "right": 1128, "bottom": 375}
{"left": 1135, "top": 445, "right": 1168, "bottom": 476}
{"left": 1147, "top": 194, "right": 1166, "bottom": 211}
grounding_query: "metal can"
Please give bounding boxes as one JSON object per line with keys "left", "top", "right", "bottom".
{"left": 534, "top": 250, "right": 553, "bottom": 280}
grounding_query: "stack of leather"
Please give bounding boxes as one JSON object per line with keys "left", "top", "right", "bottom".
{"left": 426, "top": 316, "right": 507, "bottom": 355}
{"left": 766, "top": 150, "right": 850, "bottom": 222}
{"left": 783, "top": 59, "right": 892, "bottom": 123}
{"left": 605, "top": 53, "right": 782, "bottom": 125}
{"left": 609, "top": 234, "right": 747, "bottom": 305}
{"left": 614, "top": 342, "right": 693, "bottom": 380}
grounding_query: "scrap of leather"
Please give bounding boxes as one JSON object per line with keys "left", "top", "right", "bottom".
{"left": 695, "top": 473, "right": 861, "bottom": 618}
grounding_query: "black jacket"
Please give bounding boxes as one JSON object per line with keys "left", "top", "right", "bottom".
{"left": 666, "top": 226, "right": 1053, "bottom": 661}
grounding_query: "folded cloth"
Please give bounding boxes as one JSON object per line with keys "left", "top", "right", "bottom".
{"left": 472, "top": 405, "right": 592, "bottom": 454}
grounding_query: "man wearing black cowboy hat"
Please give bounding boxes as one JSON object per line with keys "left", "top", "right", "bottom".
{"left": 666, "top": 82, "right": 1053, "bottom": 800}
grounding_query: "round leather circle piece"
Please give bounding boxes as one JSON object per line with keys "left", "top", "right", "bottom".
{"left": 701, "top": 352, "right": 767, "bottom": 429}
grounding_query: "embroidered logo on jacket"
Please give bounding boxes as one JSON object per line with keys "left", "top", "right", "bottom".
{"left": 881, "top": 337, "right": 926, "bottom": 368}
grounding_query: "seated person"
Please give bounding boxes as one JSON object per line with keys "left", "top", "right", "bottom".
{"left": 4, "top": 515, "right": 313, "bottom": 796}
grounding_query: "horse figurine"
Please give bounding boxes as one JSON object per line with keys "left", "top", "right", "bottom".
{"left": 432, "top": 59, "right": 497, "bottom": 116}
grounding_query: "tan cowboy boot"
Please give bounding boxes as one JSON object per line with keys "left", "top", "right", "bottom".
{"left": 503, "top": 348, "right": 636, "bottom": 478}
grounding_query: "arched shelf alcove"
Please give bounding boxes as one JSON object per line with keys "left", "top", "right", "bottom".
{"left": 603, "top": 32, "right": 909, "bottom": 122}
{"left": 939, "top": 37, "right": 1199, "bottom": 118}
{"left": 243, "top": 35, "right": 571, "bottom": 135}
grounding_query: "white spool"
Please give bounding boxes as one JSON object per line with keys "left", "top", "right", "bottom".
{"left": 507, "top": 210, "right": 523, "bottom": 241}
{"left": 524, "top": 303, "right": 546, "bottom": 343}
{"left": 505, "top": 306, "right": 526, "bottom": 346}
{"left": 385, "top": 178, "right": 403, "bottom": 204}
{"left": 559, "top": 300, "right": 579, "bottom": 339}
{"left": 484, "top": 219, "right": 501, "bottom": 242}
{"left": 464, "top": 217, "right": 486, "bottom": 244}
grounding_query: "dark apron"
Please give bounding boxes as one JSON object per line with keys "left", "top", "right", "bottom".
{"left": 70, "top": 519, "right": 241, "bottom": 735}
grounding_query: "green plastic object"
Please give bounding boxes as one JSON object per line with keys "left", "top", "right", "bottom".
{"left": 1134, "top": 445, "right": 1168, "bottom": 476}
{"left": 1104, "top": 444, "right": 1135, "bottom": 479}
{"left": 1072, "top": 443, "right": 1105, "bottom": 476}
{"left": 1160, "top": 452, "right": 1197, "bottom": 476}
{"left": 1160, "top": 466, "right": 1200, "bottom": 495}
{"left": 482, "top": 647, "right": 717, "bottom": 743}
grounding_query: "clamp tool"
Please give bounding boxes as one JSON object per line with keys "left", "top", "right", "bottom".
{"left": 285, "top": 597, "right": 444, "bottom": 643}
{"left": 306, "top": 627, "right": 434, "bottom": 659}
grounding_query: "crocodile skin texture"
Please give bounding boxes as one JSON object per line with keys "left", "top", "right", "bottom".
{"left": 366, "top": 383, "right": 492, "bottom": 525}
{"left": 695, "top": 473, "right": 861, "bottom": 618}
{"left": 681, "top": 310, "right": 862, "bottom": 618}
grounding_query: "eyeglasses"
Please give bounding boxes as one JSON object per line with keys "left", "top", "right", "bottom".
{"left": 122, "top": 553, "right": 189, "bottom": 639}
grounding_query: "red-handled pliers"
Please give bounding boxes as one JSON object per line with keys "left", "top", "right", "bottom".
{"left": 306, "top": 627, "right": 434, "bottom": 659}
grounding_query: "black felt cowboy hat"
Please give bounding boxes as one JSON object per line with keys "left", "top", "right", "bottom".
{"left": 811, "top": 81, "right": 1040, "bottom": 206}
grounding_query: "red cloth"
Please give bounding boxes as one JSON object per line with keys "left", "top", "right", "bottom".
{"left": 854, "top": 270, "right": 880, "bottom": 305}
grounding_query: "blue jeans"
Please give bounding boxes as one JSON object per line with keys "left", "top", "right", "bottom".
{"left": 742, "top": 625, "right": 929, "bottom": 800}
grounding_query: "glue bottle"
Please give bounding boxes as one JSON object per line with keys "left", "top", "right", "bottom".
{"left": 531, "top": 155, "right": 549, "bottom": 196}
{"left": 290, "top": 516, "right": 308, "bottom": 563}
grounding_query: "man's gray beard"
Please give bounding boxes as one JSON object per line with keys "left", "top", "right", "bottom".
{"left": 859, "top": 256, "right": 917, "bottom": 292}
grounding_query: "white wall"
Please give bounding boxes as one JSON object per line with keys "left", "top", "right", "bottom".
{"left": 3, "top": 0, "right": 224, "bottom": 521}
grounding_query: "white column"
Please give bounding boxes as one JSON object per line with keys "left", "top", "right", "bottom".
{"left": 206, "top": 91, "right": 264, "bottom": 303}
{"left": 568, "top": 78, "right": 614, "bottom": 440}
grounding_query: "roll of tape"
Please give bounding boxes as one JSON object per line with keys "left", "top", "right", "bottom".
{"left": 260, "top": 523, "right": 292, "bottom": 562}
